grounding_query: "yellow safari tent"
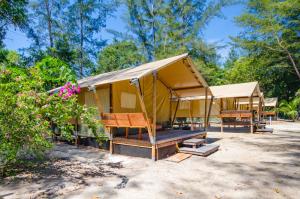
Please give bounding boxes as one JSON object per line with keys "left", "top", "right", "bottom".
{"left": 262, "top": 97, "right": 278, "bottom": 119}
{"left": 67, "top": 53, "right": 212, "bottom": 160}
{"left": 209, "top": 82, "right": 263, "bottom": 133}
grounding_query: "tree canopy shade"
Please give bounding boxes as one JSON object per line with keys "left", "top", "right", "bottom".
{"left": 0, "top": 0, "right": 28, "bottom": 47}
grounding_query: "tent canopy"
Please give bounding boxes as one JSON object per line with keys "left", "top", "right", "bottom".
{"left": 264, "top": 97, "right": 278, "bottom": 107}
{"left": 52, "top": 53, "right": 210, "bottom": 98}
{"left": 210, "top": 82, "right": 261, "bottom": 99}
{"left": 68, "top": 53, "right": 212, "bottom": 123}
{"left": 87, "top": 53, "right": 210, "bottom": 98}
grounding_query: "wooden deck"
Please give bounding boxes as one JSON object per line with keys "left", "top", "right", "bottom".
{"left": 114, "top": 129, "right": 206, "bottom": 146}
{"left": 112, "top": 129, "right": 207, "bottom": 159}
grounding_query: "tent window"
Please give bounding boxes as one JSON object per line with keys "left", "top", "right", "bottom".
{"left": 179, "top": 101, "right": 190, "bottom": 110}
{"left": 121, "top": 92, "right": 136, "bottom": 109}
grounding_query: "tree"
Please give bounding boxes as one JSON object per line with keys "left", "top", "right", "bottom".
{"left": 96, "top": 41, "right": 145, "bottom": 73}
{"left": 124, "top": 0, "right": 232, "bottom": 61}
{"left": 223, "top": 47, "right": 239, "bottom": 69}
{"left": 66, "top": 0, "right": 118, "bottom": 77}
{"left": 49, "top": 35, "right": 77, "bottom": 66}
{"left": 34, "top": 56, "right": 76, "bottom": 90}
{"left": 279, "top": 98, "right": 300, "bottom": 121}
{"left": 233, "top": 0, "right": 300, "bottom": 80}
{"left": 0, "top": 64, "right": 103, "bottom": 176}
{"left": 27, "top": 0, "right": 67, "bottom": 49}
{"left": 0, "top": 0, "right": 28, "bottom": 47}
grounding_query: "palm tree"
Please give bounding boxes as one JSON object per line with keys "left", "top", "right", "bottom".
{"left": 279, "top": 98, "right": 300, "bottom": 121}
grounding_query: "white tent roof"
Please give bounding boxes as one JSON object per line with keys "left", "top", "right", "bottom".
{"left": 210, "top": 82, "right": 261, "bottom": 99}
{"left": 264, "top": 97, "right": 278, "bottom": 107}
{"left": 77, "top": 53, "right": 207, "bottom": 88}
{"left": 50, "top": 53, "right": 209, "bottom": 98}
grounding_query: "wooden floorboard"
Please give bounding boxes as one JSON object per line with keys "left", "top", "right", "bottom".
{"left": 165, "top": 153, "right": 192, "bottom": 163}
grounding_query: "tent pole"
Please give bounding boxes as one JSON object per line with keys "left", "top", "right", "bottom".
{"left": 258, "top": 97, "right": 261, "bottom": 122}
{"left": 250, "top": 95, "right": 254, "bottom": 133}
{"left": 169, "top": 91, "right": 173, "bottom": 124}
{"left": 152, "top": 71, "right": 157, "bottom": 161}
{"left": 189, "top": 100, "right": 194, "bottom": 131}
{"left": 171, "top": 99, "right": 180, "bottom": 127}
{"left": 204, "top": 87, "right": 208, "bottom": 130}
{"left": 207, "top": 96, "right": 214, "bottom": 129}
{"left": 220, "top": 98, "right": 223, "bottom": 133}
{"left": 109, "top": 84, "right": 113, "bottom": 113}
{"left": 131, "top": 78, "right": 154, "bottom": 143}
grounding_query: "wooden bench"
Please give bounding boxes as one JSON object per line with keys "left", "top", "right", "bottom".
{"left": 220, "top": 110, "right": 253, "bottom": 118}
{"left": 101, "top": 113, "right": 149, "bottom": 140}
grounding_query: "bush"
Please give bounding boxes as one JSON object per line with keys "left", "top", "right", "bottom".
{"left": 0, "top": 67, "right": 105, "bottom": 176}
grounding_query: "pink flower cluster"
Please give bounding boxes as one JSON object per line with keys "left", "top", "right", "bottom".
{"left": 58, "top": 82, "right": 80, "bottom": 99}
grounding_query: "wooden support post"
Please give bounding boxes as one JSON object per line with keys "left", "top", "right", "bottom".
{"left": 171, "top": 99, "right": 180, "bottom": 127}
{"left": 207, "top": 96, "right": 214, "bottom": 130}
{"left": 109, "top": 140, "right": 113, "bottom": 154}
{"left": 189, "top": 100, "right": 194, "bottom": 130}
{"left": 258, "top": 97, "right": 262, "bottom": 122}
{"left": 125, "top": 127, "right": 129, "bottom": 138}
{"left": 204, "top": 87, "right": 208, "bottom": 130}
{"left": 169, "top": 91, "right": 173, "bottom": 124}
{"left": 152, "top": 145, "right": 156, "bottom": 161}
{"left": 131, "top": 78, "right": 154, "bottom": 141}
{"left": 250, "top": 95, "right": 254, "bottom": 133}
{"left": 220, "top": 98, "right": 223, "bottom": 133}
{"left": 109, "top": 84, "right": 113, "bottom": 113}
{"left": 138, "top": 128, "right": 142, "bottom": 140}
{"left": 152, "top": 71, "right": 157, "bottom": 161}
{"left": 109, "top": 128, "right": 113, "bottom": 154}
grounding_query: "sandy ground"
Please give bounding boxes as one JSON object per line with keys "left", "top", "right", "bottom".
{"left": 0, "top": 121, "right": 299, "bottom": 199}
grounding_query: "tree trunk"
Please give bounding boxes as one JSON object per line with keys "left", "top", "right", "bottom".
{"left": 286, "top": 50, "right": 300, "bottom": 80}
{"left": 44, "top": 0, "right": 53, "bottom": 48}
{"left": 79, "top": 0, "right": 84, "bottom": 77}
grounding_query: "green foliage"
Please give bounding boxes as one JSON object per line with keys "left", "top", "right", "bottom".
{"left": 231, "top": 0, "right": 300, "bottom": 98}
{"left": 0, "top": 56, "right": 105, "bottom": 176}
{"left": 96, "top": 41, "right": 145, "bottom": 73}
{"left": 279, "top": 98, "right": 300, "bottom": 121}
{"left": 66, "top": 0, "right": 118, "bottom": 77}
{"left": 34, "top": 56, "right": 76, "bottom": 90}
{"left": 0, "top": 0, "right": 28, "bottom": 47}
{"left": 125, "top": 0, "right": 233, "bottom": 61}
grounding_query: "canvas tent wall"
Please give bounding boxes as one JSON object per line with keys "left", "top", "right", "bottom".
{"left": 55, "top": 53, "right": 211, "bottom": 160}
{"left": 209, "top": 82, "right": 263, "bottom": 133}
{"left": 75, "top": 53, "right": 211, "bottom": 123}
{"left": 170, "top": 96, "right": 219, "bottom": 118}
{"left": 262, "top": 97, "right": 278, "bottom": 119}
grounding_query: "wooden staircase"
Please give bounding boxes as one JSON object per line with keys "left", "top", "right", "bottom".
{"left": 255, "top": 121, "right": 273, "bottom": 133}
{"left": 179, "top": 138, "right": 219, "bottom": 156}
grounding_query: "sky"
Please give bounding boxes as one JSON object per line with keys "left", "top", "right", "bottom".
{"left": 4, "top": 3, "right": 244, "bottom": 63}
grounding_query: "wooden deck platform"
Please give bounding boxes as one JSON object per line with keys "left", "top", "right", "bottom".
{"left": 112, "top": 129, "right": 207, "bottom": 159}
{"left": 114, "top": 129, "right": 207, "bottom": 147}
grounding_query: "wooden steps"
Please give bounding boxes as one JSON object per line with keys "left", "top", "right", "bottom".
{"left": 179, "top": 138, "right": 219, "bottom": 157}
{"left": 179, "top": 144, "right": 219, "bottom": 156}
{"left": 183, "top": 138, "right": 205, "bottom": 148}
{"left": 255, "top": 128, "right": 273, "bottom": 133}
